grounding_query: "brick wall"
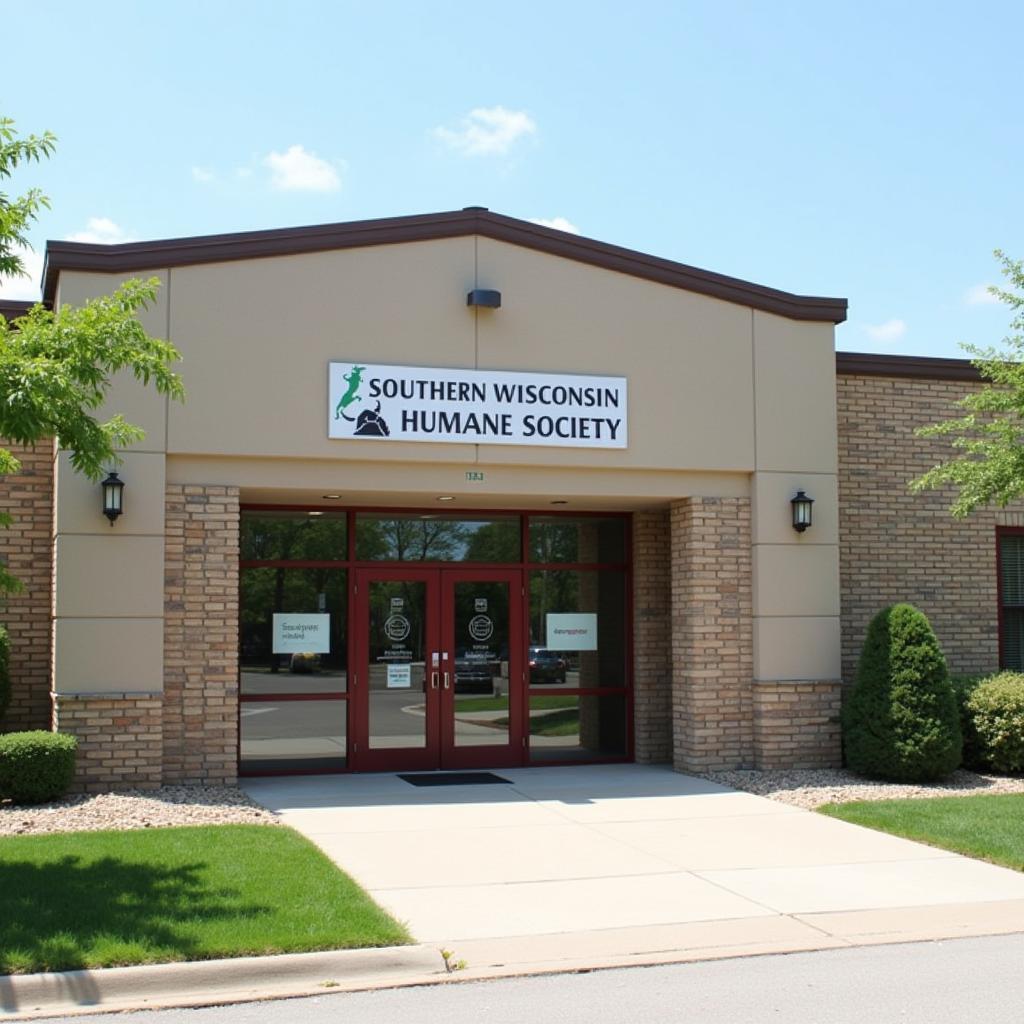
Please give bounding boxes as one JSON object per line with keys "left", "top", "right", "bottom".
{"left": 670, "top": 497, "right": 754, "bottom": 771}
{"left": 0, "top": 440, "right": 54, "bottom": 730}
{"left": 837, "top": 373, "right": 1023, "bottom": 682}
{"left": 632, "top": 510, "right": 671, "bottom": 762}
{"left": 752, "top": 681, "right": 842, "bottom": 769}
{"left": 52, "top": 692, "right": 163, "bottom": 791}
{"left": 163, "top": 485, "right": 239, "bottom": 784}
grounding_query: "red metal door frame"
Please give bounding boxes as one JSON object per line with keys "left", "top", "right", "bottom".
{"left": 351, "top": 567, "right": 441, "bottom": 772}
{"left": 439, "top": 567, "right": 525, "bottom": 770}
{"left": 351, "top": 566, "right": 525, "bottom": 771}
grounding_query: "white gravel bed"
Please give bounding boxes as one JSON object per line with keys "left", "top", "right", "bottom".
{"left": 0, "top": 785, "right": 280, "bottom": 836}
{"left": 702, "top": 768, "right": 1024, "bottom": 810}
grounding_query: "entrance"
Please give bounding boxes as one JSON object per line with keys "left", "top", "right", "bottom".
{"left": 351, "top": 567, "right": 524, "bottom": 770}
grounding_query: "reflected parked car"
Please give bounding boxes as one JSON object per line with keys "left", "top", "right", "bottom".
{"left": 454, "top": 651, "right": 496, "bottom": 693}
{"left": 528, "top": 647, "right": 567, "bottom": 684}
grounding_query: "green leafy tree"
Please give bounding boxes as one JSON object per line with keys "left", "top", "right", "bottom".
{"left": 842, "top": 603, "right": 962, "bottom": 782}
{"left": 0, "top": 115, "right": 184, "bottom": 595}
{"left": 911, "top": 251, "right": 1024, "bottom": 516}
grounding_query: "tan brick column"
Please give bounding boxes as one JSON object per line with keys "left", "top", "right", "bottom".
{"left": 0, "top": 440, "right": 55, "bottom": 730}
{"left": 670, "top": 497, "right": 754, "bottom": 771}
{"left": 632, "top": 509, "right": 671, "bottom": 762}
{"left": 163, "top": 485, "right": 240, "bottom": 784}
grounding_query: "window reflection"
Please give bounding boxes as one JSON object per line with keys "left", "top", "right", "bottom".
{"left": 528, "top": 695, "right": 626, "bottom": 762}
{"left": 241, "top": 511, "right": 347, "bottom": 561}
{"left": 528, "top": 570, "right": 626, "bottom": 687}
{"left": 355, "top": 514, "right": 520, "bottom": 562}
{"left": 528, "top": 517, "right": 625, "bottom": 564}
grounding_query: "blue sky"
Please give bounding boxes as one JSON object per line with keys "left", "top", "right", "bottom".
{"left": 2, "top": 1, "right": 1021, "bottom": 358}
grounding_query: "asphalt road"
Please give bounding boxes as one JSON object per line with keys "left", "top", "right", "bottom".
{"left": 30, "top": 933, "right": 1024, "bottom": 1024}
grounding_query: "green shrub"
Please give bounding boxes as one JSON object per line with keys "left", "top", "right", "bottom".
{"left": 842, "top": 603, "right": 962, "bottom": 782}
{"left": 0, "top": 624, "right": 9, "bottom": 722}
{"left": 967, "top": 673, "right": 1024, "bottom": 773}
{"left": 0, "top": 731, "right": 78, "bottom": 804}
{"left": 951, "top": 674, "right": 988, "bottom": 769}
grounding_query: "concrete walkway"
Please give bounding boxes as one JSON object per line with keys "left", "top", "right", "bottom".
{"left": 243, "top": 765, "right": 1024, "bottom": 969}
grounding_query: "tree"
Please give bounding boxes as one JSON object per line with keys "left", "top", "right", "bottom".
{"left": 0, "top": 115, "right": 184, "bottom": 594}
{"left": 911, "top": 251, "right": 1024, "bottom": 517}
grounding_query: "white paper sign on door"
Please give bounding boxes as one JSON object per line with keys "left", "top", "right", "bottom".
{"left": 546, "top": 613, "right": 598, "bottom": 651}
{"left": 272, "top": 613, "right": 331, "bottom": 653}
{"left": 387, "top": 664, "right": 413, "bottom": 689}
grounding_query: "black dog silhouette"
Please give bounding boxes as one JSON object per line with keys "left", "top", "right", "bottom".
{"left": 354, "top": 401, "right": 390, "bottom": 437}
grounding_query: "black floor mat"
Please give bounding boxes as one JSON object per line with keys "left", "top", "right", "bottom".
{"left": 398, "top": 772, "right": 512, "bottom": 787}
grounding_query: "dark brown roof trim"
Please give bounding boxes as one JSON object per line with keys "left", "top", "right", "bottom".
{"left": 0, "top": 299, "right": 35, "bottom": 323}
{"left": 836, "top": 351, "right": 981, "bottom": 381}
{"left": 42, "top": 208, "right": 848, "bottom": 324}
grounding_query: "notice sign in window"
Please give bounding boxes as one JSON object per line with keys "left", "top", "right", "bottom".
{"left": 328, "top": 363, "right": 627, "bottom": 449}
{"left": 546, "top": 613, "right": 598, "bottom": 651}
{"left": 272, "top": 614, "right": 331, "bottom": 654}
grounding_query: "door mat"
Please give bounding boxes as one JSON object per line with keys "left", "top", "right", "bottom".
{"left": 398, "top": 772, "right": 512, "bottom": 787}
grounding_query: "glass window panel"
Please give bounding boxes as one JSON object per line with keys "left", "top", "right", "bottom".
{"left": 1002, "top": 608, "right": 1024, "bottom": 670}
{"left": 1001, "top": 534, "right": 1024, "bottom": 606}
{"left": 452, "top": 581, "right": 510, "bottom": 747}
{"left": 368, "top": 579, "right": 428, "bottom": 749}
{"left": 241, "top": 511, "right": 347, "bottom": 561}
{"left": 240, "top": 699, "right": 346, "bottom": 772}
{"left": 528, "top": 516, "right": 625, "bottom": 564}
{"left": 240, "top": 568, "right": 347, "bottom": 694}
{"left": 528, "top": 570, "right": 626, "bottom": 687}
{"left": 527, "top": 695, "right": 626, "bottom": 762}
{"left": 355, "top": 514, "right": 520, "bottom": 562}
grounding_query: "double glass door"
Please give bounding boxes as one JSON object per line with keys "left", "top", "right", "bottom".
{"left": 352, "top": 567, "right": 523, "bottom": 770}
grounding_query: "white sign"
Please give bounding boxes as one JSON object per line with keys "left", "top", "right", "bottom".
{"left": 546, "top": 613, "right": 598, "bottom": 651}
{"left": 387, "top": 664, "right": 412, "bottom": 689}
{"left": 272, "top": 614, "right": 330, "bottom": 654}
{"left": 329, "top": 363, "right": 627, "bottom": 449}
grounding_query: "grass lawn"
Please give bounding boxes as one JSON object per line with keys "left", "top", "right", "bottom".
{"left": 821, "top": 793, "right": 1024, "bottom": 872}
{"left": 0, "top": 824, "right": 410, "bottom": 974}
{"left": 453, "top": 695, "right": 577, "bottom": 712}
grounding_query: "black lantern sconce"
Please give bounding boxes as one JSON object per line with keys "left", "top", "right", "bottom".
{"left": 102, "top": 471, "right": 125, "bottom": 525}
{"left": 791, "top": 490, "right": 813, "bottom": 533}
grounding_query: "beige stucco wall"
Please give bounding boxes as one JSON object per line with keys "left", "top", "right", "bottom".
{"left": 51, "top": 272, "right": 169, "bottom": 695}
{"left": 50, "top": 235, "right": 842, "bottom": 699}
{"left": 750, "top": 311, "right": 840, "bottom": 685}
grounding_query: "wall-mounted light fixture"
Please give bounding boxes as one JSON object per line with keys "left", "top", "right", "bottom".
{"left": 102, "top": 471, "right": 125, "bottom": 525}
{"left": 791, "top": 490, "right": 813, "bottom": 533}
{"left": 467, "top": 288, "right": 501, "bottom": 309}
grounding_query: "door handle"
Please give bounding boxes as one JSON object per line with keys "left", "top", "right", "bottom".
{"left": 431, "top": 671, "right": 439, "bottom": 689}
{"left": 443, "top": 672, "right": 450, "bottom": 689}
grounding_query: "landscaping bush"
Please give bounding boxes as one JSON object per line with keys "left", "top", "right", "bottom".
{"left": 0, "top": 625, "right": 9, "bottom": 722}
{"left": 0, "top": 731, "right": 77, "bottom": 804}
{"left": 842, "top": 603, "right": 962, "bottom": 782}
{"left": 951, "top": 674, "right": 987, "bottom": 769}
{"left": 966, "top": 673, "right": 1024, "bottom": 773}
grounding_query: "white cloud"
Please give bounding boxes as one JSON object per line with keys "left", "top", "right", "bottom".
{"left": 865, "top": 318, "right": 907, "bottom": 341}
{"left": 965, "top": 283, "right": 1000, "bottom": 306}
{"left": 67, "top": 217, "right": 134, "bottom": 245}
{"left": 530, "top": 216, "right": 580, "bottom": 234}
{"left": 263, "top": 145, "right": 341, "bottom": 192}
{"left": 191, "top": 165, "right": 215, "bottom": 183}
{"left": 435, "top": 106, "right": 537, "bottom": 156}
{"left": 0, "top": 244, "right": 44, "bottom": 300}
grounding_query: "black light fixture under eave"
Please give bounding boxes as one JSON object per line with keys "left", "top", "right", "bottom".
{"left": 102, "top": 471, "right": 125, "bottom": 525}
{"left": 791, "top": 490, "right": 813, "bottom": 533}
{"left": 467, "top": 288, "right": 501, "bottom": 308}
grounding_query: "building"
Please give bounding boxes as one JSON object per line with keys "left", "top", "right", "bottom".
{"left": 0, "top": 209, "right": 1013, "bottom": 790}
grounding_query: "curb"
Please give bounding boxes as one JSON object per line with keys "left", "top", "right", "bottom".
{"left": 0, "top": 945, "right": 444, "bottom": 1020}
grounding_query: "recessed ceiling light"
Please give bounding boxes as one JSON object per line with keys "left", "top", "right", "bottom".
{"left": 322, "top": 494, "right": 342, "bottom": 500}
{"left": 436, "top": 496, "right": 456, "bottom": 502}
{"left": 550, "top": 500, "right": 569, "bottom": 505}
{"left": 308, "top": 510, "right": 325, "bottom": 516}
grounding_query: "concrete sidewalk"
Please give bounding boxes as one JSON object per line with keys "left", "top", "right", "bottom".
{"left": 244, "top": 765, "right": 1024, "bottom": 945}
{"left": 3, "top": 766, "right": 1023, "bottom": 1020}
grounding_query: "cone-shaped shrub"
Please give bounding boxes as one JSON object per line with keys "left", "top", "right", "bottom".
{"left": 843, "top": 603, "right": 962, "bottom": 781}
